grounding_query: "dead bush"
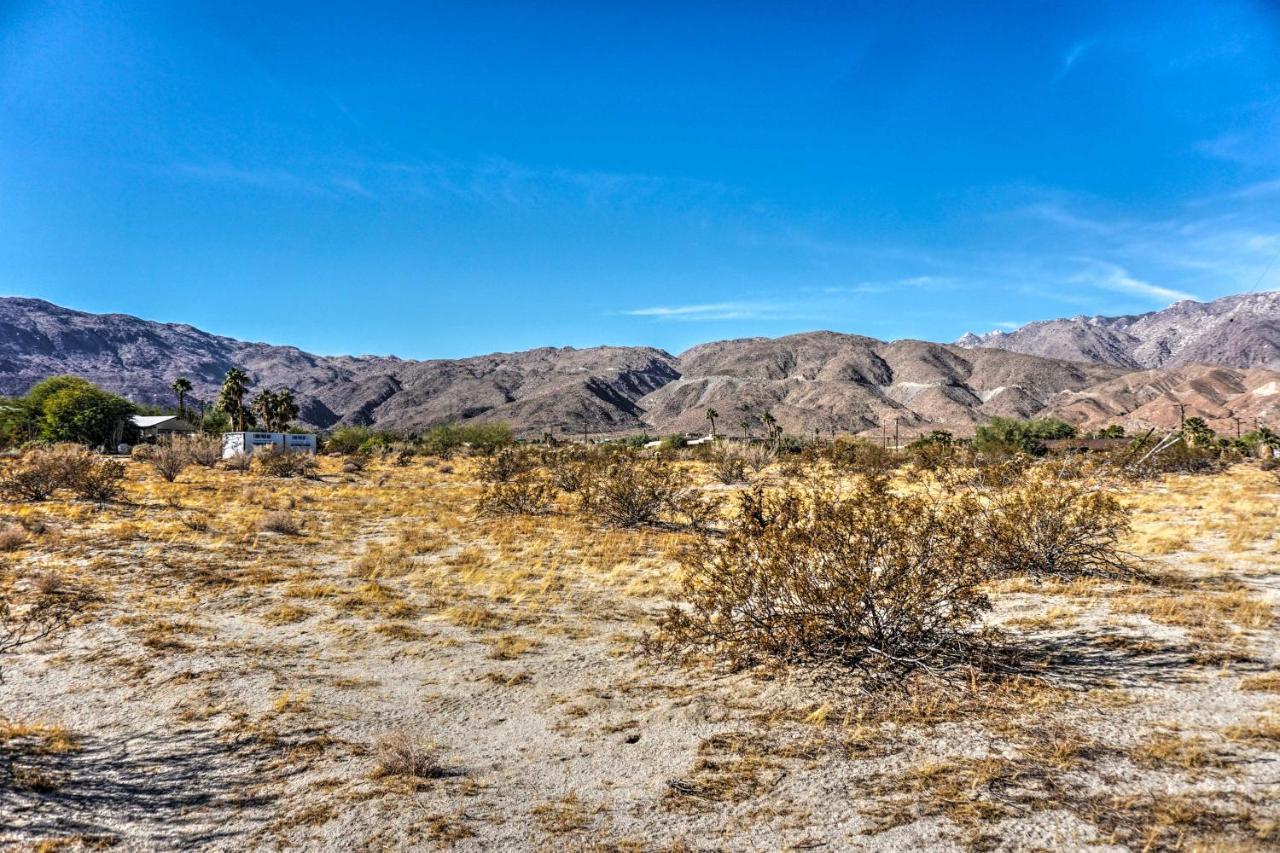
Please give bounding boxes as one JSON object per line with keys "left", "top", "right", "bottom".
{"left": 2, "top": 572, "right": 87, "bottom": 682}
{"left": 373, "top": 730, "right": 446, "bottom": 780}
{"left": 258, "top": 511, "right": 300, "bottom": 535}
{"left": 0, "top": 525, "right": 28, "bottom": 552}
{"left": 66, "top": 456, "right": 125, "bottom": 501}
{"left": 710, "top": 446, "right": 748, "bottom": 485}
{"left": 253, "top": 447, "right": 317, "bottom": 479}
{"left": 0, "top": 445, "right": 123, "bottom": 501}
{"left": 826, "top": 437, "right": 898, "bottom": 474}
{"left": 477, "top": 447, "right": 536, "bottom": 483}
{"left": 477, "top": 473, "right": 556, "bottom": 516}
{"left": 650, "top": 476, "right": 994, "bottom": 676}
{"left": 147, "top": 439, "right": 192, "bottom": 483}
{"left": 224, "top": 452, "right": 251, "bottom": 472}
{"left": 578, "top": 456, "right": 687, "bottom": 528}
{"left": 981, "top": 468, "right": 1135, "bottom": 580}
{"left": 740, "top": 443, "right": 775, "bottom": 475}
{"left": 185, "top": 434, "right": 224, "bottom": 468}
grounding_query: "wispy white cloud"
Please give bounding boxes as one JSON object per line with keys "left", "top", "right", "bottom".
{"left": 1053, "top": 38, "right": 1096, "bottom": 83}
{"left": 1075, "top": 260, "right": 1196, "bottom": 303}
{"left": 624, "top": 301, "right": 791, "bottom": 322}
{"left": 992, "top": 321, "right": 1020, "bottom": 329}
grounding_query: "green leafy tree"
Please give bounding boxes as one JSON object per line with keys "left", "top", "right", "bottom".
{"left": 974, "top": 417, "right": 1076, "bottom": 455}
{"left": 38, "top": 381, "right": 135, "bottom": 447}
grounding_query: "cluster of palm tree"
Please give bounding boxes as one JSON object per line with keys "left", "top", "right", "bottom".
{"left": 706, "top": 408, "right": 785, "bottom": 450}
{"left": 250, "top": 388, "right": 300, "bottom": 432}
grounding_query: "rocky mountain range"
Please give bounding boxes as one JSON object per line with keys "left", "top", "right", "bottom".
{"left": 1, "top": 295, "right": 1278, "bottom": 438}
{"left": 956, "top": 290, "right": 1280, "bottom": 372}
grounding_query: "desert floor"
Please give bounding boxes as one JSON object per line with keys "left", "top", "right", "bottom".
{"left": 2, "top": 456, "right": 1278, "bottom": 851}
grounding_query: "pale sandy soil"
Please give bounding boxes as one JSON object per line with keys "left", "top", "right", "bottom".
{"left": 1, "top": 458, "right": 1277, "bottom": 851}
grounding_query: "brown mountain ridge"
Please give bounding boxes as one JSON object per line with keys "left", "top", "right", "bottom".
{"left": 1, "top": 295, "right": 1277, "bottom": 439}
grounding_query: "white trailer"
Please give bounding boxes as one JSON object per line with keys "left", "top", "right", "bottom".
{"left": 222, "top": 432, "right": 317, "bottom": 459}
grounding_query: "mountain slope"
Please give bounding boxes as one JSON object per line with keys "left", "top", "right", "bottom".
{"left": 1, "top": 296, "right": 1278, "bottom": 437}
{"left": 956, "top": 290, "right": 1280, "bottom": 371}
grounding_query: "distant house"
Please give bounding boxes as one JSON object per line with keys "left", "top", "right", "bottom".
{"left": 222, "top": 432, "right": 317, "bottom": 459}
{"left": 130, "top": 415, "right": 196, "bottom": 441}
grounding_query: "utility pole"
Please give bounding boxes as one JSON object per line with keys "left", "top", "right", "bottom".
{"left": 1232, "top": 417, "right": 1245, "bottom": 439}
{"left": 881, "top": 421, "right": 886, "bottom": 449}
{"left": 1176, "top": 402, "right": 1186, "bottom": 430}
{"left": 894, "top": 417, "right": 900, "bottom": 450}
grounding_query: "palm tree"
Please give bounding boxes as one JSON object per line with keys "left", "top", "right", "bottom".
{"left": 217, "top": 368, "right": 251, "bottom": 431}
{"left": 251, "top": 388, "right": 300, "bottom": 432}
{"left": 738, "top": 418, "right": 752, "bottom": 440}
{"left": 760, "top": 411, "right": 780, "bottom": 451}
{"left": 704, "top": 408, "right": 719, "bottom": 439}
{"left": 170, "top": 377, "right": 192, "bottom": 420}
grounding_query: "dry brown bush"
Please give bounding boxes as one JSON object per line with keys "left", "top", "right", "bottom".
{"left": 224, "top": 452, "right": 251, "bottom": 472}
{"left": 477, "top": 473, "right": 556, "bottom": 516}
{"left": 981, "top": 468, "right": 1135, "bottom": 580}
{"left": 826, "top": 437, "right": 898, "bottom": 474}
{"left": 0, "top": 445, "right": 124, "bottom": 501}
{"left": 373, "top": 731, "right": 446, "bottom": 780}
{"left": 147, "top": 439, "right": 191, "bottom": 483}
{"left": 258, "top": 511, "right": 300, "bottom": 535}
{"left": 709, "top": 445, "right": 748, "bottom": 485}
{"left": 1, "top": 572, "right": 87, "bottom": 682}
{"left": 578, "top": 456, "right": 687, "bottom": 528}
{"left": 477, "top": 447, "right": 536, "bottom": 483}
{"left": 0, "top": 525, "right": 28, "bottom": 552}
{"left": 540, "top": 446, "right": 594, "bottom": 493}
{"left": 185, "top": 434, "right": 224, "bottom": 468}
{"left": 253, "top": 447, "right": 317, "bottom": 479}
{"left": 651, "top": 476, "right": 994, "bottom": 676}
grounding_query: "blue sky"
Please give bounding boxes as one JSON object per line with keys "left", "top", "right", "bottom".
{"left": 2, "top": 1, "right": 1280, "bottom": 358}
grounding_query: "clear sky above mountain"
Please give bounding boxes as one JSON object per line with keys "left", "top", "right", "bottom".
{"left": 2, "top": 1, "right": 1279, "bottom": 358}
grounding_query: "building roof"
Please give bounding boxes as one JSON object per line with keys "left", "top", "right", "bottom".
{"left": 131, "top": 415, "right": 193, "bottom": 429}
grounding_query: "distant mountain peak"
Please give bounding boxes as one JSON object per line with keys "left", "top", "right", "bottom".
{"left": 957, "top": 290, "right": 1280, "bottom": 372}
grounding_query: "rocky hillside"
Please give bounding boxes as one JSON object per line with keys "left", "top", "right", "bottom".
{"left": 2, "top": 296, "right": 1278, "bottom": 437}
{"left": 956, "top": 290, "right": 1280, "bottom": 371}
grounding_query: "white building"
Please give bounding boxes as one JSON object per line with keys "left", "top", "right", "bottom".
{"left": 130, "top": 415, "right": 196, "bottom": 441}
{"left": 222, "top": 432, "right": 317, "bottom": 459}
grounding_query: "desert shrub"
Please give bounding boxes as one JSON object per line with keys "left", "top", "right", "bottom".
{"left": 342, "top": 454, "right": 368, "bottom": 473}
{"left": 477, "top": 473, "right": 556, "bottom": 516}
{"left": 650, "top": 476, "right": 993, "bottom": 675}
{"left": 67, "top": 455, "right": 126, "bottom": 501}
{"left": 185, "top": 434, "right": 224, "bottom": 468}
{"left": 1, "top": 572, "right": 88, "bottom": 682}
{"left": 258, "top": 511, "right": 300, "bottom": 534}
{"left": 0, "top": 525, "right": 28, "bottom": 552}
{"left": 541, "top": 446, "right": 595, "bottom": 493}
{"left": 253, "top": 447, "right": 317, "bottom": 479}
{"left": 477, "top": 447, "right": 536, "bottom": 483}
{"left": 826, "top": 438, "right": 897, "bottom": 474}
{"left": 906, "top": 432, "right": 959, "bottom": 471}
{"left": 0, "top": 445, "right": 123, "bottom": 501}
{"left": 224, "top": 452, "right": 251, "bottom": 472}
{"left": 709, "top": 445, "right": 748, "bottom": 484}
{"left": 0, "top": 453, "right": 60, "bottom": 501}
{"left": 981, "top": 468, "right": 1134, "bottom": 580}
{"left": 147, "top": 439, "right": 192, "bottom": 483}
{"left": 578, "top": 456, "right": 687, "bottom": 528}
{"left": 373, "top": 731, "right": 445, "bottom": 780}
{"left": 740, "top": 443, "right": 775, "bottom": 475}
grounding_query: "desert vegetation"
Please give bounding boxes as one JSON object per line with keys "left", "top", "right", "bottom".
{"left": 0, "top": 426, "right": 1277, "bottom": 850}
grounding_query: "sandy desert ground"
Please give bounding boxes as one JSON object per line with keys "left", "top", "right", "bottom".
{"left": 1, "top": 453, "right": 1278, "bottom": 851}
